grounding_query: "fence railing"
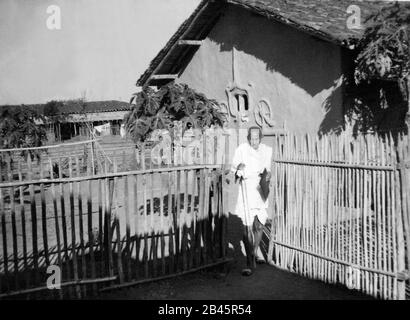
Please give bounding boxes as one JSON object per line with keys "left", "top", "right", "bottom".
{"left": 0, "top": 124, "right": 231, "bottom": 182}
{"left": 0, "top": 139, "right": 108, "bottom": 182}
{"left": 267, "top": 132, "right": 410, "bottom": 300}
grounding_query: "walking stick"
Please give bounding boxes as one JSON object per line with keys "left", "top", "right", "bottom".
{"left": 240, "top": 177, "right": 255, "bottom": 268}
{"left": 240, "top": 178, "right": 250, "bottom": 227}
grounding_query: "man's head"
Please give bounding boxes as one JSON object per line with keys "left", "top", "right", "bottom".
{"left": 247, "top": 126, "right": 263, "bottom": 150}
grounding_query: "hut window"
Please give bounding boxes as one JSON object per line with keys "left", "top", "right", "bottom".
{"left": 235, "top": 93, "right": 249, "bottom": 112}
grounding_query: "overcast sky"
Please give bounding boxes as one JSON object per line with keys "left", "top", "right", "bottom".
{"left": 0, "top": 0, "right": 201, "bottom": 105}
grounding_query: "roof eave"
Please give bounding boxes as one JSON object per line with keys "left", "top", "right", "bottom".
{"left": 226, "top": 0, "right": 353, "bottom": 47}
{"left": 136, "top": 0, "right": 361, "bottom": 87}
{"left": 136, "top": 0, "right": 213, "bottom": 87}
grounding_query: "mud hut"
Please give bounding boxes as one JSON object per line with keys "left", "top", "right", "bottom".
{"left": 137, "top": 0, "right": 405, "bottom": 140}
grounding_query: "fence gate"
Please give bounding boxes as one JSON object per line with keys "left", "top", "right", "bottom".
{"left": 267, "top": 133, "right": 410, "bottom": 300}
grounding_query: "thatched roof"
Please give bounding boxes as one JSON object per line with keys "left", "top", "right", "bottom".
{"left": 137, "top": 0, "right": 393, "bottom": 87}
{"left": 37, "top": 100, "right": 132, "bottom": 115}
{"left": 0, "top": 100, "right": 132, "bottom": 115}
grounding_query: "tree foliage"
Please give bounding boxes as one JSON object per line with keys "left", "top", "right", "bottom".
{"left": 124, "top": 83, "right": 226, "bottom": 143}
{"left": 355, "top": 2, "right": 410, "bottom": 92}
{"left": 43, "top": 100, "right": 66, "bottom": 123}
{"left": 0, "top": 105, "right": 47, "bottom": 157}
{"left": 347, "top": 2, "right": 410, "bottom": 134}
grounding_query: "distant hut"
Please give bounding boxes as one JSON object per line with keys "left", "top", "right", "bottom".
{"left": 31, "top": 100, "right": 132, "bottom": 142}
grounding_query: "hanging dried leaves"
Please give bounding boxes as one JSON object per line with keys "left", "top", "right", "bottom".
{"left": 355, "top": 2, "right": 410, "bottom": 86}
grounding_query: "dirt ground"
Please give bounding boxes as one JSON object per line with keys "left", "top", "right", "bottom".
{"left": 98, "top": 256, "right": 373, "bottom": 300}
{"left": 98, "top": 214, "right": 374, "bottom": 300}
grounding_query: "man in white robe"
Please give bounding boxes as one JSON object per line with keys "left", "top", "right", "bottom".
{"left": 231, "top": 126, "right": 272, "bottom": 276}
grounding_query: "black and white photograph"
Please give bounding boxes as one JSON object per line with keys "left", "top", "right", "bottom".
{"left": 0, "top": 0, "right": 410, "bottom": 305}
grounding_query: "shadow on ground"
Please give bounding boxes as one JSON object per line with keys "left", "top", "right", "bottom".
{"left": 99, "top": 214, "right": 374, "bottom": 300}
{"left": 97, "top": 257, "right": 373, "bottom": 300}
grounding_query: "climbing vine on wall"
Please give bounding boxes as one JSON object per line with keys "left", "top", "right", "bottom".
{"left": 355, "top": 2, "right": 410, "bottom": 95}
{"left": 341, "top": 2, "right": 410, "bottom": 135}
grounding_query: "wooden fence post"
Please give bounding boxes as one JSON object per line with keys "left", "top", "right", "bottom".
{"left": 17, "top": 161, "right": 29, "bottom": 289}
{"left": 395, "top": 136, "right": 408, "bottom": 300}
{"left": 48, "top": 158, "right": 63, "bottom": 299}
{"left": 75, "top": 156, "right": 87, "bottom": 297}
{"left": 0, "top": 162, "right": 8, "bottom": 293}
{"left": 104, "top": 161, "right": 114, "bottom": 281}
{"left": 90, "top": 140, "right": 95, "bottom": 175}
{"left": 27, "top": 155, "right": 39, "bottom": 285}
{"left": 112, "top": 159, "right": 124, "bottom": 284}
{"left": 402, "top": 135, "right": 410, "bottom": 300}
{"left": 221, "top": 133, "right": 230, "bottom": 258}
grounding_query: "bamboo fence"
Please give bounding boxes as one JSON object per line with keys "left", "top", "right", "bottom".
{"left": 3, "top": 125, "right": 409, "bottom": 300}
{"left": 267, "top": 132, "right": 410, "bottom": 300}
{"left": 0, "top": 139, "right": 107, "bottom": 182}
{"left": 0, "top": 129, "right": 230, "bottom": 299}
